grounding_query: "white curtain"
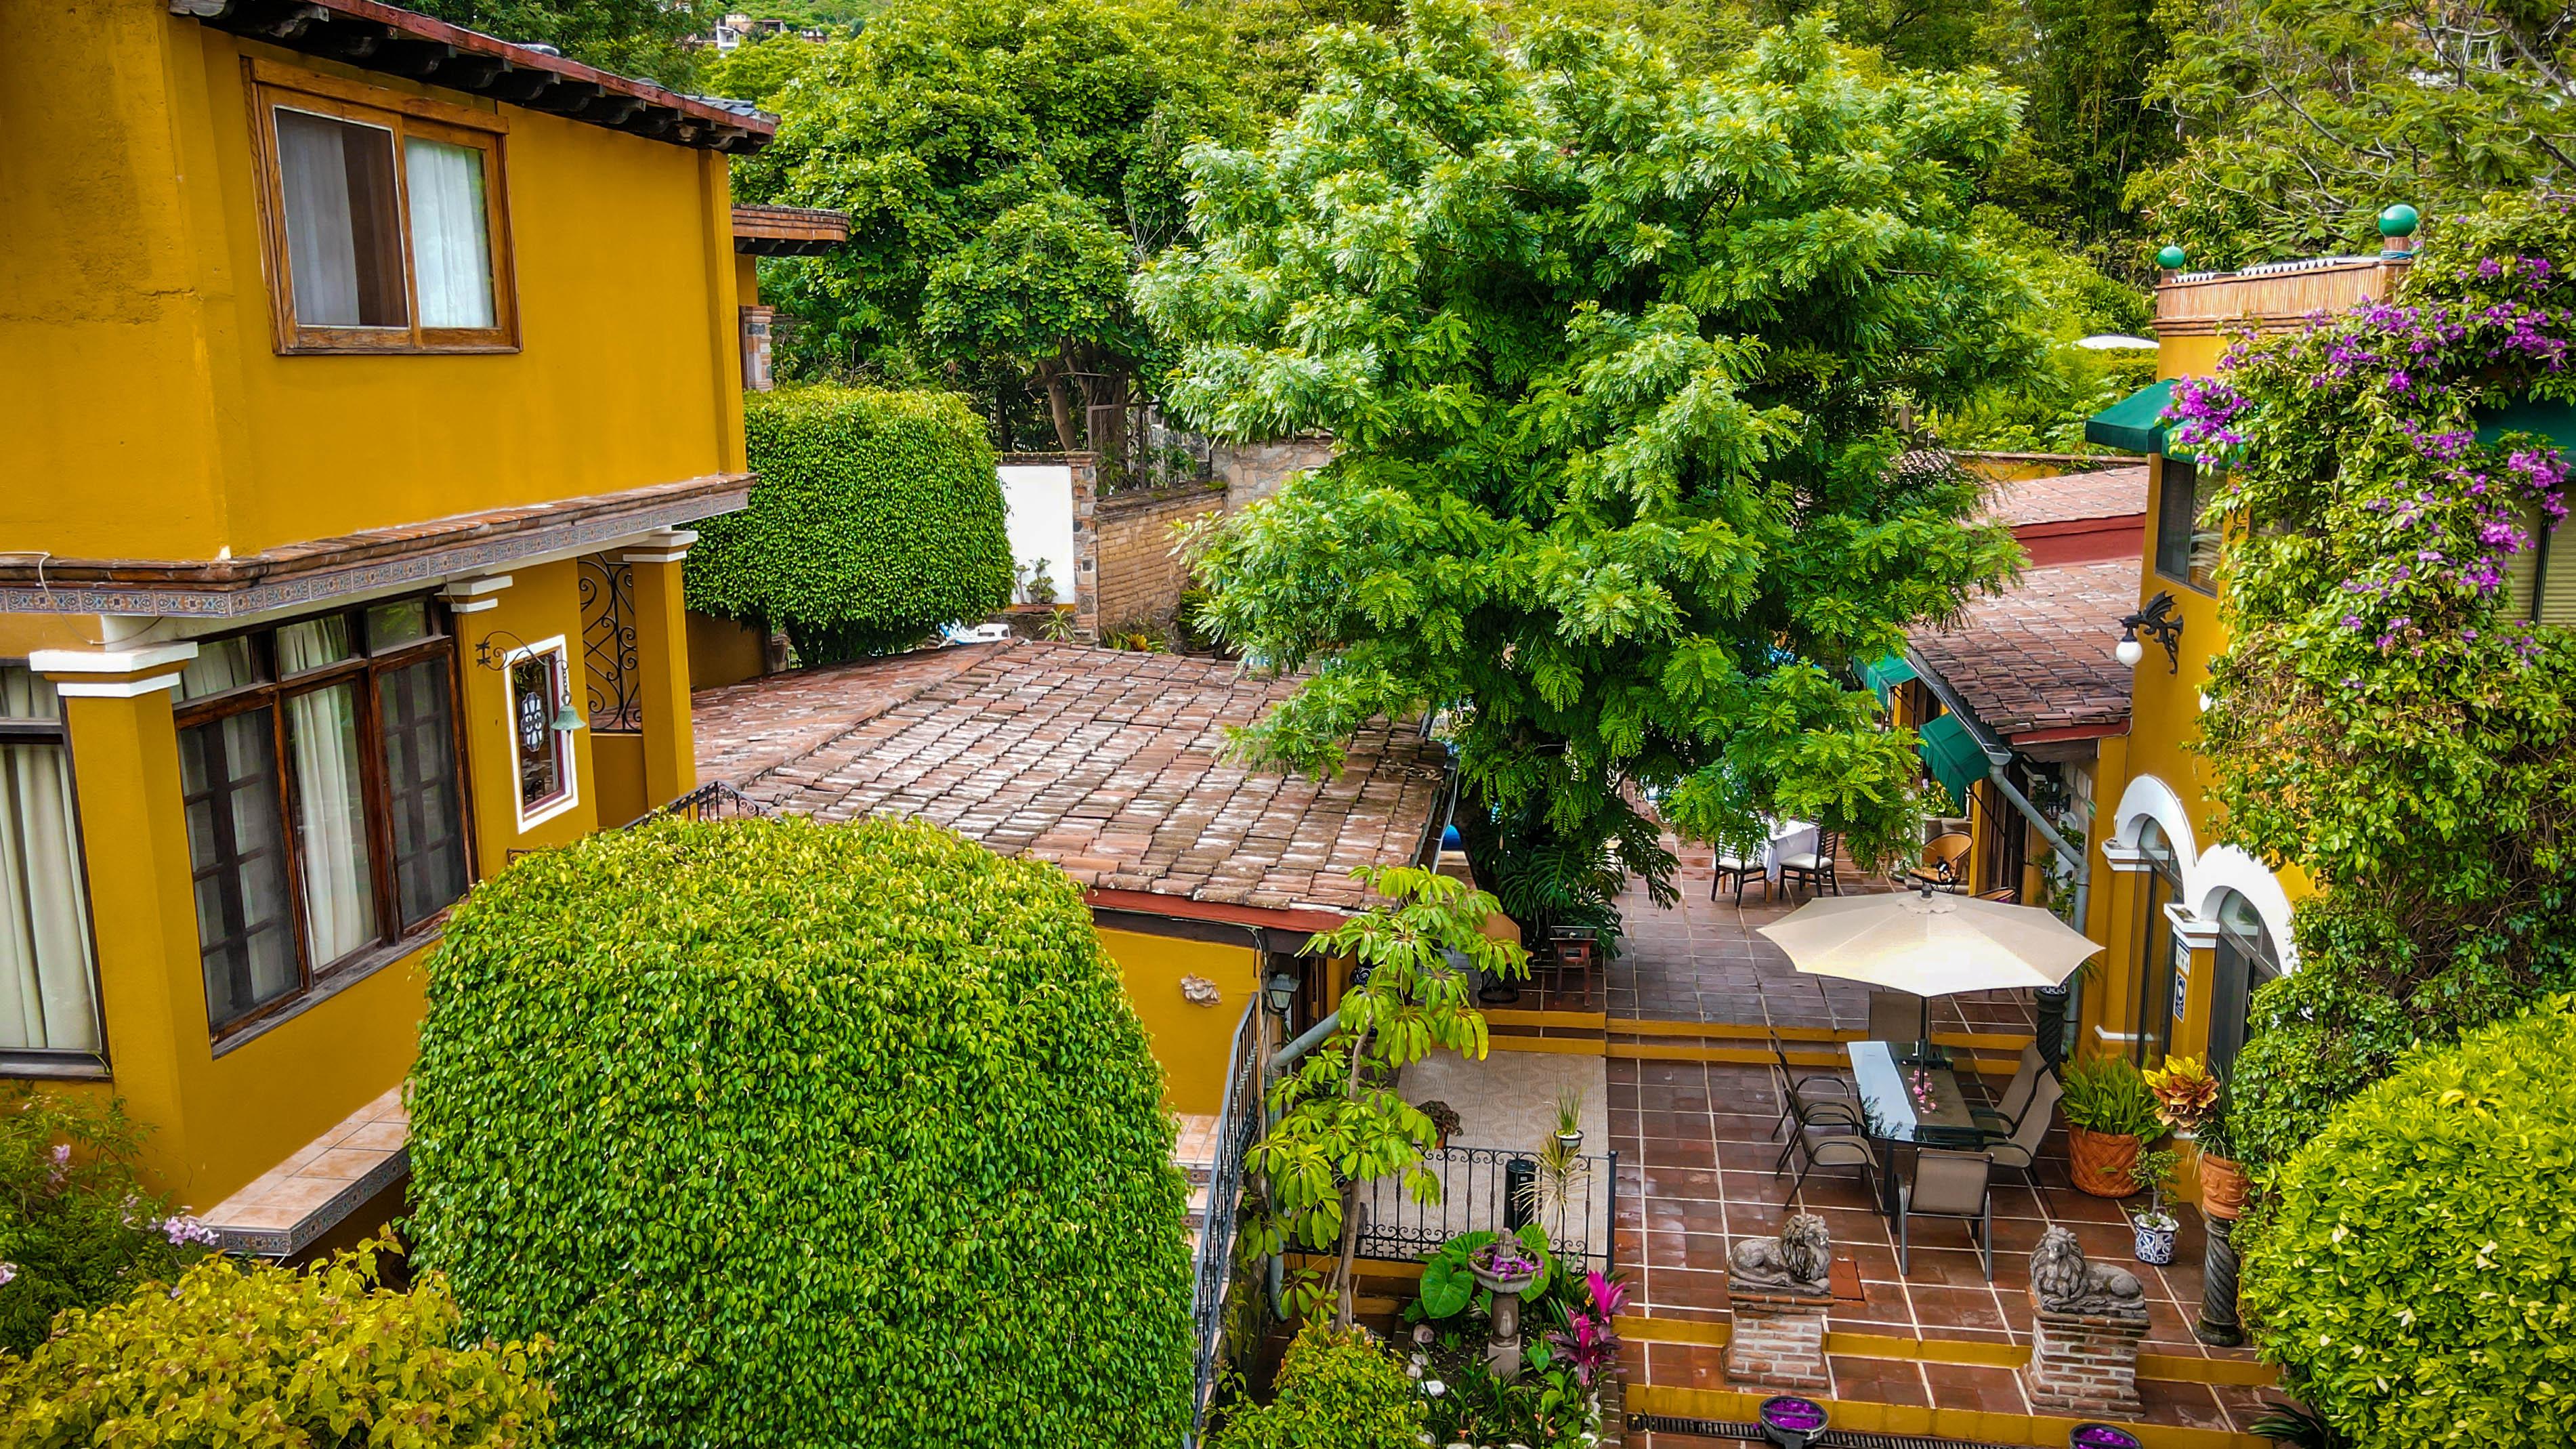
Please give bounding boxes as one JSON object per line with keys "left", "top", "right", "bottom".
{"left": 276, "top": 109, "right": 364, "bottom": 327}
{"left": 278, "top": 625, "right": 375, "bottom": 964}
{"left": 406, "top": 138, "right": 494, "bottom": 329}
{"left": 0, "top": 668, "right": 98, "bottom": 1053}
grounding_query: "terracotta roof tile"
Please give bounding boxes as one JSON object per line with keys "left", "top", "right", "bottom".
{"left": 690, "top": 640, "right": 1450, "bottom": 915}
{"left": 1984, "top": 467, "right": 2149, "bottom": 527}
{"left": 1911, "top": 558, "right": 2140, "bottom": 738}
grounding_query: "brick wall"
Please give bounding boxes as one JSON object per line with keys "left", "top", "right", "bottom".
{"left": 1723, "top": 1290, "right": 1832, "bottom": 1391}
{"left": 1213, "top": 436, "right": 1334, "bottom": 509}
{"left": 2021, "top": 1301, "right": 2149, "bottom": 1414}
{"left": 1093, "top": 483, "right": 1225, "bottom": 633}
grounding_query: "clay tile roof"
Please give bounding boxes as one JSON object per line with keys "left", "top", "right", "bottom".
{"left": 690, "top": 640, "right": 1452, "bottom": 916}
{"left": 1911, "top": 558, "right": 2140, "bottom": 739}
{"left": 1984, "top": 466, "right": 2149, "bottom": 528}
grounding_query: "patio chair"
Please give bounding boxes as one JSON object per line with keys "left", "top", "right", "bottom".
{"left": 1976, "top": 887, "right": 2020, "bottom": 904}
{"left": 1982, "top": 1068, "right": 2063, "bottom": 1196}
{"left": 1712, "top": 847, "right": 1768, "bottom": 904}
{"left": 1867, "top": 989, "right": 1925, "bottom": 1047}
{"left": 1898, "top": 1148, "right": 1995, "bottom": 1280}
{"left": 1778, "top": 1116, "right": 1878, "bottom": 1202}
{"left": 1906, "top": 831, "right": 1972, "bottom": 892}
{"left": 1765, "top": 1038, "right": 1859, "bottom": 1142}
{"left": 1970, "top": 1044, "right": 2047, "bottom": 1132}
{"left": 1779, "top": 830, "right": 1842, "bottom": 898}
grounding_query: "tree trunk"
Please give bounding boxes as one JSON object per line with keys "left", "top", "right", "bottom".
{"left": 1034, "top": 358, "right": 1080, "bottom": 453}
{"left": 1332, "top": 1193, "right": 1365, "bottom": 1330}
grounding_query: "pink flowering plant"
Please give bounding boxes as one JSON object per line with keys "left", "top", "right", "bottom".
{"left": 0, "top": 1085, "right": 213, "bottom": 1354}
{"left": 2184, "top": 197, "right": 2576, "bottom": 1165}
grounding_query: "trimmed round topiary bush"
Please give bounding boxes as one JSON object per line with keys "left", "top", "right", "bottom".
{"left": 407, "top": 815, "right": 1192, "bottom": 1448}
{"left": 686, "top": 385, "right": 1011, "bottom": 663}
{"left": 2240, "top": 994, "right": 2576, "bottom": 1448}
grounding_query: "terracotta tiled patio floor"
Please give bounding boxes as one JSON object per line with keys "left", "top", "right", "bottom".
{"left": 1603, "top": 1057, "right": 2277, "bottom": 1443}
{"left": 1514, "top": 841, "right": 2039, "bottom": 1044}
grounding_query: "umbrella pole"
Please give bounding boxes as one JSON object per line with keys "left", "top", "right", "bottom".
{"left": 1916, "top": 996, "right": 1932, "bottom": 1066}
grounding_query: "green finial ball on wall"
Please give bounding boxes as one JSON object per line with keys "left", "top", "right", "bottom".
{"left": 2378, "top": 203, "right": 2420, "bottom": 238}
{"left": 2156, "top": 244, "right": 2187, "bottom": 270}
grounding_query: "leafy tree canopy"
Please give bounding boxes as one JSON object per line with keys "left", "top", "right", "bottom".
{"left": 2131, "top": 0, "right": 2576, "bottom": 266}
{"left": 1140, "top": 3, "right": 2036, "bottom": 935}
{"left": 718, "top": 0, "right": 1254, "bottom": 455}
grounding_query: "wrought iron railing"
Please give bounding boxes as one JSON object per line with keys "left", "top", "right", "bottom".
{"left": 1183, "top": 1001, "right": 1263, "bottom": 1449}
{"left": 1351, "top": 1143, "right": 1618, "bottom": 1276}
{"left": 578, "top": 555, "right": 642, "bottom": 732}
{"left": 620, "top": 779, "right": 769, "bottom": 830}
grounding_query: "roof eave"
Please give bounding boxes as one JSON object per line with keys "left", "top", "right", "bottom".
{"left": 175, "top": 0, "right": 776, "bottom": 153}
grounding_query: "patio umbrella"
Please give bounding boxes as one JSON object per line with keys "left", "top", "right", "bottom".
{"left": 1756, "top": 884, "right": 2105, "bottom": 1051}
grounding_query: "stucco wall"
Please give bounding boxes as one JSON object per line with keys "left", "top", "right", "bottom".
{"left": 0, "top": 10, "right": 744, "bottom": 564}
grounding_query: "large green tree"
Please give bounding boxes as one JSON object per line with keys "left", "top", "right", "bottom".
{"left": 2131, "top": 0, "right": 2576, "bottom": 266}
{"left": 1139, "top": 4, "right": 2036, "bottom": 938}
{"left": 717, "top": 0, "right": 1251, "bottom": 457}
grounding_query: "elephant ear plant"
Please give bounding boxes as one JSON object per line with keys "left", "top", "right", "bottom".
{"left": 1246, "top": 866, "right": 1528, "bottom": 1325}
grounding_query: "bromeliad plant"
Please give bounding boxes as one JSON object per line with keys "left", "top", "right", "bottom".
{"left": 1247, "top": 866, "right": 1528, "bottom": 1324}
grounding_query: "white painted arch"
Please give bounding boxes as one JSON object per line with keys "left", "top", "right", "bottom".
{"left": 2109, "top": 771, "right": 2300, "bottom": 974}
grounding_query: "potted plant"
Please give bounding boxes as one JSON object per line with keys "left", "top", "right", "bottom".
{"left": 2126, "top": 1142, "right": 2182, "bottom": 1264}
{"left": 2060, "top": 1057, "right": 2166, "bottom": 1197}
{"left": 2145, "top": 1055, "right": 2246, "bottom": 1219}
{"left": 1552, "top": 1087, "right": 1584, "bottom": 1152}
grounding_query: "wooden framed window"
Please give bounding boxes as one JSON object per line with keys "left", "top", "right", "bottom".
{"left": 2153, "top": 457, "right": 2222, "bottom": 593}
{"left": 0, "top": 665, "right": 104, "bottom": 1066}
{"left": 176, "top": 597, "right": 475, "bottom": 1038}
{"left": 504, "top": 638, "right": 580, "bottom": 828}
{"left": 249, "top": 66, "right": 516, "bottom": 355}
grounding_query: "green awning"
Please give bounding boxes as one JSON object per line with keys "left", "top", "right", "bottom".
{"left": 2084, "top": 378, "right": 2178, "bottom": 455}
{"left": 1917, "top": 711, "right": 1989, "bottom": 814}
{"left": 2474, "top": 400, "right": 2576, "bottom": 450}
{"left": 1857, "top": 654, "right": 1917, "bottom": 704}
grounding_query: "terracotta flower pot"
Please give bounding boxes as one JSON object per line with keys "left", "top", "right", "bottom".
{"left": 2067, "top": 1126, "right": 2140, "bottom": 1198}
{"left": 2199, "top": 1152, "right": 2249, "bottom": 1220}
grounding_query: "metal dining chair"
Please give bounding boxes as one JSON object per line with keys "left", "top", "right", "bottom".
{"left": 1982, "top": 1069, "right": 2063, "bottom": 1197}
{"left": 1777, "top": 1108, "right": 1878, "bottom": 1201}
{"left": 1765, "top": 1037, "right": 1859, "bottom": 1143}
{"left": 1899, "top": 1148, "right": 1996, "bottom": 1280}
{"left": 1866, "top": 989, "right": 1924, "bottom": 1045}
{"left": 1907, "top": 831, "right": 1972, "bottom": 892}
{"left": 1971, "top": 1044, "right": 2046, "bottom": 1132}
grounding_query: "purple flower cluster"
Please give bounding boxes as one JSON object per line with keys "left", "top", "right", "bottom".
{"left": 159, "top": 1213, "right": 221, "bottom": 1248}
{"left": 2162, "top": 374, "right": 2247, "bottom": 459}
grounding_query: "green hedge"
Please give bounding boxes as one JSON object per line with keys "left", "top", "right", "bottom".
{"left": 406, "top": 816, "right": 1192, "bottom": 1448}
{"left": 688, "top": 385, "right": 1011, "bottom": 663}
{"left": 2241, "top": 995, "right": 2576, "bottom": 1448}
{"left": 1212, "top": 1324, "right": 1425, "bottom": 1449}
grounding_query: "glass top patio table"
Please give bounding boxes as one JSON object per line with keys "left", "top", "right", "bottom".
{"left": 1843, "top": 1040, "right": 1986, "bottom": 1146}
{"left": 1844, "top": 1039, "right": 1989, "bottom": 1215}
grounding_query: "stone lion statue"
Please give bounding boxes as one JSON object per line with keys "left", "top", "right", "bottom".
{"left": 2031, "top": 1225, "right": 2147, "bottom": 1318}
{"left": 1728, "top": 1211, "right": 1832, "bottom": 1295}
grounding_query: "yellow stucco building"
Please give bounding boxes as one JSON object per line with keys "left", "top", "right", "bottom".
{"left": 2058, "top": 217, "right": 2576, "bottom": 1082}
{"left": 0, "top": 0, "right": 770, "bottom": 1253}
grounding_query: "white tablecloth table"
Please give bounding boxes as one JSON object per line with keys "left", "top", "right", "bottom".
{"left": 1762, "top": 818, "right": 1820, "bottom": 885}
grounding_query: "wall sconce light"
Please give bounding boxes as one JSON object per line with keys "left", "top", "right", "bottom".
{"left": 2117, "top": 592, "right": 2184, "bottom": 674}
{"left": 476, "top": 631, "right": 587, "bottom": 733}
{"left": 1263, "top": 970, "right": 1299, "bottom": 1018}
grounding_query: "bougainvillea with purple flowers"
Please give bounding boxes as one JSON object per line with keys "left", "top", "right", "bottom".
{"left": 2183, "top": 196, "right": 2576, "bottom": 1181}
{"left": 2195, "top": 197, "right": 2576, "bottom": 1449}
